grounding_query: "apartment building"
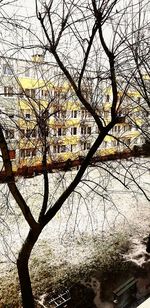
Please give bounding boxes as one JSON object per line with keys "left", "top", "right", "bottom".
{"left": 99, "top": 86, "right": 145, "bottom": 156}
{"left": 0, "top": 55, "right": 145, "bottom": 173}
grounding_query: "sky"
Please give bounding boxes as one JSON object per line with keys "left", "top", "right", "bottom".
{"left": 5, "top": 0, "right": 35, "bottom": 17}
{"left": 0, "top": 0, "right": 44, "bottom": 59}
{"left": 1, "top": 0, "right": 150, "bottom": 68}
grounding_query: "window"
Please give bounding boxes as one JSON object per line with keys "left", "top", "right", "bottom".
{"left": 32, "top": 149, "right": 36, "bottom": 156}
{"left": 4, "top": 86, "right": 13, "bottom": 97}
{"left": 24, "top": 88, "right": 35, "bottom": 99}
{"left": 9, "top": 150, "right": 16, "bottom": 159}
{"left": 25, "top": 110, "right": 31, "bottom": 120}
{"left": 3, "top": 64, "right": 13, "bottom": 75}
{"left": 54, "top": 90, "right": 60, "bottom": 100}
{"left": 71, "top": 127, "right": 77, "bottom": 135}
{"left": 20, "top": 149, "right": 25, "bottom": 158}
{"left": 112, "top": 125, "right": 117, "bottom": 133}
{"left": 81, "top": 110, "right": 85, "bottom": 118}
{"left": 26, "top": 129, "right": 32, "bottom": 138}
{"left": 82, "top": 142, "right": 91, "bottom": 150}
{"left": 20, "top": 148, "right": 36, "bottom": 158}
{"left": 71, "top": 110, "right": 77, "bottom": 118}
{"left": 61, "top": 110, "right": 66, "bottom": 118}
{"left": 57, "top": 128, "right": 66, "bottom": 136}
{"left": 87, "top": 143, "right": 91, "bottom": 150}
{"left": 106, "top": 94, "right": 110, "bottom": 102}
{"left": 87, "top": 127, "right": 91, "bottom": 134}
{"left": 71, "top": 144, "right": 76, "bottom": 152}
{"left": 24, "top": 129, "right": 36, "bottom": 138}
{"left": 123, "top": 126, "right": 126, "bottom": 132}
{"left": 57, "top": 145, "right": 61, "bottom": 153}
{"left": 81, "top": 109, "right": 91, "bottom": 118}
{"left": 19, "top": 87, "right": 24, "bottom": 98}
{"left": 41, "top": 89, "right": 48, "bottom": 99}
{"left": 19, "top": 88, "right": 36, "bottom": 98}
{"left": 61, "top": 145, "right": 66, "bottom": 152}
{"left": 104, "top": 141, "right": 107, "bottom": 148}
{"left": 25, "top": 88, "right": 30, "bottom": 97}
{"left": 56, "top": 110, "right": 66, "bottom": 119}
{"left": 53, "top": 145, "right": 60, "bottom": 153}
{"left": 81, "top": 126, "right": 91, "bottom": 135}
{"left": 58, "top": 128, "right": 62, "bottom": 136}
{"left": 26, "top": 113, "right": 30, "bottom": 119}
{"left": 81, "top": 126, "right": 86, "bottom": 134}
{"left": 31, "top": 89, "right": 36, "bottom": 99}
{"left": 53, "top": 145, "right": 66, "bottom": 153}
{"left": 5, "top": 130, "right": 14, "bottom": 139}
{"left": 137, "top": 97, "right": 141, "bottom": 104}
{"left": 26, "top": 149, "right": 31, "bottom": 157}
{"left": 25, "top": 67, "right": 30, "bottom": 77}
{"left": 53, "top": 146, "right": 57, "bottom": 154}
{"left": 62, "top": 92, "right": 67, "bottom": 100}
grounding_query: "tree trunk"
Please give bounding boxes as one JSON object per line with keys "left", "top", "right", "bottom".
{"left": 17, "top": 228, "right": 41, "bottom": 308}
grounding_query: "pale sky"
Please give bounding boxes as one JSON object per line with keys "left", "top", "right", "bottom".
{"left": 1, "top": 0, "right": 150, "bottom": 67}
{"left": 0, "top": 0, "right": 43, "bottom": 59}
{"left": 5, "top": 0, "right": 35, "bottom": 17}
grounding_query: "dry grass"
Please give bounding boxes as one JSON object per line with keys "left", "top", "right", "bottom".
{"left": 0, "top": 232, "right": 131, "bottom": 307}
{"left": 0, "top": 270, "right": 21, "bottom": 307}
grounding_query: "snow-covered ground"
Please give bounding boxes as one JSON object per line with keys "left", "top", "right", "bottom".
{"left": 0, "top": 157, "right": 149, "bottom": 275}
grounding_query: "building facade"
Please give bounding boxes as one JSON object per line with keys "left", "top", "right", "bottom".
{"left": 0, "top": 55, "right": 146, "bottom": 173}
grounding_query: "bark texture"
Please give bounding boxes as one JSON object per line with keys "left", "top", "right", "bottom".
{"left": 17, "top": 228, "right": 41, "bottom": 308}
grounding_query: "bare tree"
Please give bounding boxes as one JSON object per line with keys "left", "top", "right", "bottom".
{"left": 0, "top": 0, "right": 149, "bottom": 307}
{"left": 111, "top": 0, "right": 150, "bottom": 144}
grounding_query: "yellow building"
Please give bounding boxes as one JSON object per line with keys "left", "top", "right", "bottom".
{"left": 0, "top": 55, "right": 145, "bottom": 174}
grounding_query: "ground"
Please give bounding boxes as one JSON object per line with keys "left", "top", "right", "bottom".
{"left": 0, "top": 157, "right": 149, "bottom": 307}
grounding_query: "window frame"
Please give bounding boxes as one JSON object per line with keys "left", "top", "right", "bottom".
{"left": 4, "top": 86, "right": 13, "bottom": 97}
{"left": 3, "top": 64, "right": 13, "bottom": 75}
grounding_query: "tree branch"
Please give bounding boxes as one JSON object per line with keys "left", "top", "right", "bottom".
{"left": 38, "top": 14, "right": 104, "bottom": 131}
{"left": 42, "top": 121, "right": 116, "bottom": 226}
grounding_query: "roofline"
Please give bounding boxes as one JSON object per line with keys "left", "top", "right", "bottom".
{"left": 0, "top": 55, "right": 57, "bottom": 66}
